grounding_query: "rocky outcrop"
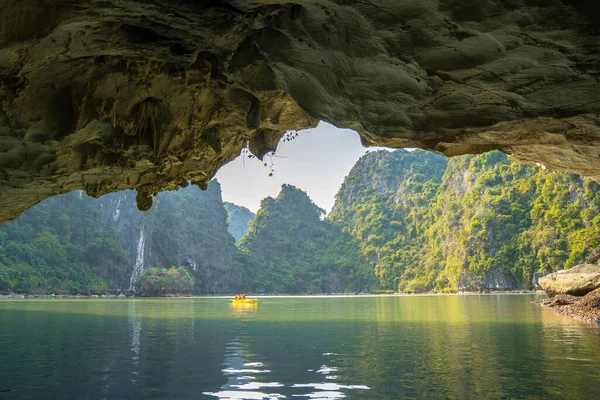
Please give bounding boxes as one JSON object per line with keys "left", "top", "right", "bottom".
{"left": 0, "top": 1, "right": 599, "bottom": 223}
{"left": 458, "top": 270, "right": 519, "bottom": 292}
{"left": 538, "top": 264, "right": 600, "bottom": 297}
{"left": 537, "top": 287, "right": 600, "bottom": 324}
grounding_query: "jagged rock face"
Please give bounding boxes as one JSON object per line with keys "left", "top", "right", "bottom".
{"left": 0, "top": 0, "right": 598, "bottom": 223}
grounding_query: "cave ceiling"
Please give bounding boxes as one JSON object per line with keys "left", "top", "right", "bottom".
{"left": 0, "top": 0, "right": 598, "bottom": 222}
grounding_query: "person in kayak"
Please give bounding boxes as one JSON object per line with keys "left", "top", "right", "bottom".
{"left": 235, "top": 294, "right": 240, "bottom": 300}
{"left": 242, "top": 294, "right": 246, "bottom": 300}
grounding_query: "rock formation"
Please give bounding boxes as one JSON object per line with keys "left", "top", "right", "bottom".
{"left": 538, "top": 264, "right": 600, "bottom": 297}
{"left": 0, "top": 180, "right": 246, "bottom": 294}
{"left": 537, "top": 287, "right": 600, "bottom": 324}
{"left": 0, "top": 0, "right": 599, "bottom": 223}
{"left": 224, "top": 202, "right": 255, "bottom": 243}
{"left": 330, "top": 149, "right": 600, "bottom": 292}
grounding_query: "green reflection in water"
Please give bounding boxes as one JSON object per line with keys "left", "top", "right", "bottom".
{"left": 1, "top": 295, "right": 599, "bottom": 399}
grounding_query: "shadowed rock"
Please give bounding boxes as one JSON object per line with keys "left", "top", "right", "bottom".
{"left": 538, "top": 264, "right": 600, "bottom": 298}
{"left": 0, "top": 0, "right": 599, "bottom": 223}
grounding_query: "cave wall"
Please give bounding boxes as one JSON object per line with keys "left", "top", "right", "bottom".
{"left": 0, "top": 0, "right": 598, "bottom": 222}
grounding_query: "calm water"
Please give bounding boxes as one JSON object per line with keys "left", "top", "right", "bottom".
{"left": 1, "top": 295, "right": 600, "bottom": 399}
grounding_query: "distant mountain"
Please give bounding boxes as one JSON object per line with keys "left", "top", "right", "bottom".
{"left": 224, "top": 202, "right": 255, "bottom": 243}
{"left": 329, "top": 150, "right": 600, "bottom": 292}
{"left": 239, "top": 185, "right": 374, "bottom": 293}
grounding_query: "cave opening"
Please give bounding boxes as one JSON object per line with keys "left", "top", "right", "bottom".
{"left": 1, "top": 0, "right": 600, "bottom": 397}
{"left": 1, "top": 119, "right": 599, "bottom": 298}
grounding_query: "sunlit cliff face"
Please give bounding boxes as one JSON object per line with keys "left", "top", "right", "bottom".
{"left": 0, "top": 0, "right": 598, "bottom": 223}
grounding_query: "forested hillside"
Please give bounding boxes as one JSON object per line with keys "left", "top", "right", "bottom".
{"left": 0, "top": 182, "right": 246, "bottom": 295}
{"left": 328, "top": 149, "right": 448, "bottom": 290}
{"left": 239, "top": 185, "right": 374, "bottom": 293}
{"left": 330, "top": 150, "right": 600, "bottom": 292}
{"left": 0, "top": 191, "right": 129, "bottom": 295}
{"left": 3, "top": 149, "right": 600, "bottom": 295}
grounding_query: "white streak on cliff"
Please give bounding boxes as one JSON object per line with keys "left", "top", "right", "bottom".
{"left": 114, "top": 197, "right": 123, "bottom": 222}
{"left": 129, "top": 228, "right": 146, "bottom": 291}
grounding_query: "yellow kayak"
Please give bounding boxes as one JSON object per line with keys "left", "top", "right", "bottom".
{"left": 231, "top": 298, "right": 258, "bottom": 305}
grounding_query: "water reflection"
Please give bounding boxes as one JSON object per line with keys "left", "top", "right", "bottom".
{"left": 205, "top": 334, "right": 370, "bottom": 400}
{"left": 1, "top": 296, "right": 599, "bottom": 399}
{"left": 230, "top": 303, "right": 259, "bottom": 312}
{"left": 129, "top": 301, "right": 142, "bottom": 383}
{"left": 205, "top": 337, "right": 278, "bottom": 399}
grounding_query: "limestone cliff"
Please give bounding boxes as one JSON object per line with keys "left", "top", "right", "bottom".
{"left": 0, "top": 181, "right": 245, "bottom": 294}
{"left": 0, "top": 0, "right": 599, "bottom": 223}
{"left": 330, "top": 150, "right": 600, "bottom": 292}
{"left": 86, "top": 181, "right": 244, "bottom": 293}
{"left": 240, "top": 184, "right": 373, "bottom": 293}
{"left": 224, "top": 202, "right": 255, "bottom": 243}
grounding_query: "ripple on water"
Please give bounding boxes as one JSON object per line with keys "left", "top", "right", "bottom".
{"left": 243, "top": 362, "right": 264, "bottom": 367}
{"left": 222, "top": 368, "right": 272, "bottom": 374}
{"left": 202, "top": 390, "right": 285, "bottom": 399}
{"left": 231, "top": 382, "right": 284, "bottom": 390}
{"left": 292, "top": 383, "right": 370, "bottom": 391}
{"left": 292, "top": 390, "right": 345, "bottom": 399}
{"left": 289, "top": 382, "right": 370, "bottom": 399}
{"left": 316, "top": 366, "right": 337, "bottom": 374}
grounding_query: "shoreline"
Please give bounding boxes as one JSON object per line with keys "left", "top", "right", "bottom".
{"left": 533, "top": 289, "right": 600, "bottom": 325}
{"left": 4, "top": 291, "right": 596, "bottom": 326}
{"left": 0, "top": 290, "right": 546, "bottom": 300}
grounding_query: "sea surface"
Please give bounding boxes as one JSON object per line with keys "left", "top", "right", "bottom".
{"left": 1, "top": 295, "right": 600, "bottom": 399}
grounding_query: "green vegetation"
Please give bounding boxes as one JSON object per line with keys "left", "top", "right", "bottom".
{"left": 329, "top": 149, "right": 448, "bottom": 291}
{"left": 330, "top": 150, "right": 600, "bottom": 292}
{"left": 0, "top": 192, "right": 129, "bottom": 294}
{"left": 224, "top": 202, "right": 255, "bottom": 243}
{"left": 240, "top": 185, "right": 374, "bottom": 293}
{"left": 141, "top": 182, "right": 245, "bottom": 294}
{"left": 2, "top": 149, "right": 600, "bottom": 295}
{"left": 136, "top": 267, "right": 195, "bottom": 296}
{"left": 0, "top": 181, "right": 244, "bottom": 296}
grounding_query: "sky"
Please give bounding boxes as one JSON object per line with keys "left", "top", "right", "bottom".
{"left": 215, "top": 121, "right": 391, "bottom": 213}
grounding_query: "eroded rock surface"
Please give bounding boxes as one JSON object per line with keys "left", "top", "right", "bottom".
{"left": 0, "top": 0, "right": 599, "bottom": 222}
{"left": 538, "top": 264, "right": 600, "bottom": 297}
{"left": 537, "top": 287, "right": 600, "bottom": 324}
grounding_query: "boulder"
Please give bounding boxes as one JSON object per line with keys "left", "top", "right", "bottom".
{"left": 538, "top": 264, "right": 600, "bottom": 298}
{"left": 546, "top": 294, "right": 580, "bottom": 307}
